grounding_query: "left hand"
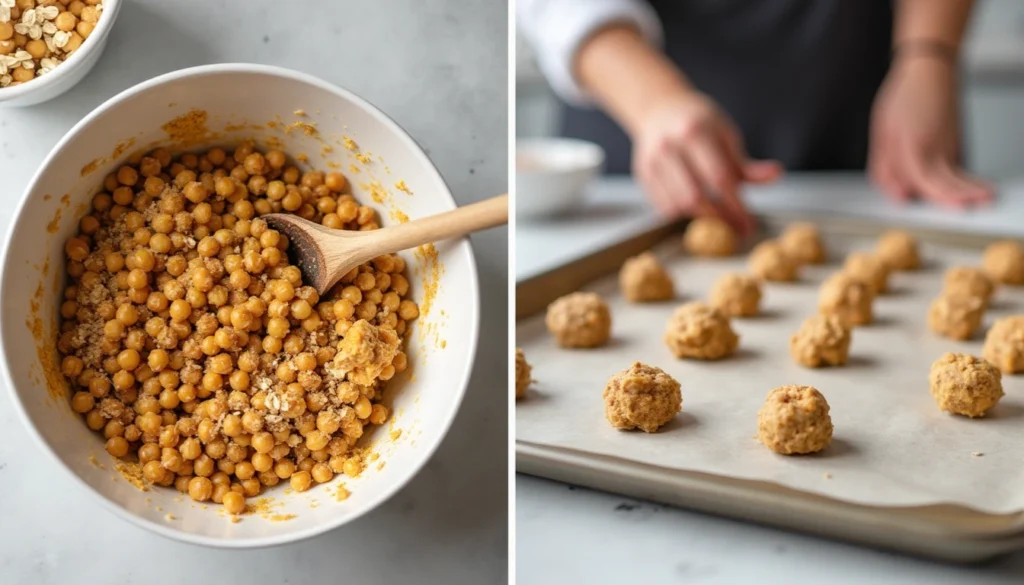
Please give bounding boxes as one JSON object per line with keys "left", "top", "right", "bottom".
{"left": 868, "top": 54, "right": 992, "bottom": 208}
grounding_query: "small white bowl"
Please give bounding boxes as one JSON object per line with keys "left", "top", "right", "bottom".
{"left": 515, "top": 138, "right": 604, "bottom": 220}
{"left": 0, "top": 0, "right": 121, "bottom": 107}
{"left": 0, "top": 64, "right": 480, "bottom": 546}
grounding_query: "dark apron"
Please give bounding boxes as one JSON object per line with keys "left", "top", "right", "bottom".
{"left": 560, "top": 0, "right": 893, "bottom": 173}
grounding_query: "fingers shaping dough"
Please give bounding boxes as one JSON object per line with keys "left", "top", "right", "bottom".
{"left": 928, "top": 294, "right": 985, "bottom": 341}
{"left": 515, "top": 348, "right": 532, "bottom": 399}
{"left": 789, "top": 314, "right": 852, "bottom": 368}
{"left": 943, "top": 266, "right": 994, "bottom": 306}
{"left": 758, "top": 385, "right": 833, "bottom": 455}
{"left": 843, "top": 252, "right": 890, "bottom": 295}
{"left": 619, "top": 252, "right": 674, "bottom": 302}
{"left": 603, "top": 362, "right": 682, "bottom": 433}
{"left": 779, "top": 222, "right": 825, "bottom": 265}
{"left": 709, "top": 273, "right": 762, "bottom": 317}
{"left": 683, "top": 217, "right": 737, "bottom": 257}
{"left": 983, "top": 316, "right": 1024, "bottom": 374}
{"left": 818, "top": 272, "right": 873, "bottom": 327}
{"left": 664, "top": 302, "right": 739, "bottom": 360}
{"left": 876, "top": 230, "right": 921, "bottom": 271}
{"left": 546, "top": 292, "right": 612, "bottom": 348}
{"left": 749, "top": 240, "right": 798, "bottom": 282}
{"left": 982, "top": 240, "right": 1024, "bottom": 285}
{"left": 929, "top": 352, "right": 1003, "bottom": 418}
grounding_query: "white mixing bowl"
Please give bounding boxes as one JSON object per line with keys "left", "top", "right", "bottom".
{"left": 0, "top": 0, "right": 122, "bottom": 107}
{"left": 0, "top": 64, "right": 480, "bottom": 546}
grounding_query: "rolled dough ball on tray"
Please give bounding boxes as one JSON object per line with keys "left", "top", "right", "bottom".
{"left": 619, "top": 251, "right": 674, "bottom": 302}
{"left": 603, "top": 362, "right": 682, "bottom": 433}
{"left": 663, "top": 302, "right": 739, "bottom": 360}
{"left": 929, "top": 352, "right": 1003, "bottom": 418}
{"left": 749, "top": 240, "right": 798, "bottom": 282}
{"left": 789, "top": 314, "right": 852, "bottom": 368}
{"left": 545, "top": 292, "right": 612, "bottom": 348}
{"left": 779, "top": 222, "right": 826, "bottom": 265}
{"left": 709, "top": 273, "right": 761, "bottom": 317}
{"left": 683, "top": 217, "right": 737, "bottom": 257}
{"left": 757, "top": 385, "right": 833, "bottom": 455}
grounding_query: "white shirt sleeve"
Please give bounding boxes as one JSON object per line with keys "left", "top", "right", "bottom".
{"left": 517, "top": 0, "right": 664, "bottom": 106}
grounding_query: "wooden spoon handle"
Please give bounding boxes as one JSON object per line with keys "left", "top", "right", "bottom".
{"left": 360, "top": 194, "right": 508, "bottom": 256}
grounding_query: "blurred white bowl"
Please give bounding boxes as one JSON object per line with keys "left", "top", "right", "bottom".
{"left": 516, "top": 138, "right": 604, "bottom": 220}
{"left": 0, "top": 64, "right": 479, "bottom": 546}
{"left": 0, "top": 0, "right": 121, "bottom": 107}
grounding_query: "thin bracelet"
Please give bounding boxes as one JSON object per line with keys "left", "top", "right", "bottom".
{"left": 892, "top": 39, "right": 959, "bottom": 64}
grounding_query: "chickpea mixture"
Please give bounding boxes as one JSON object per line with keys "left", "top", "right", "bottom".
{"left": 57, "top": 143, "right": 419, "bottom": 514}
{"left": 0, "top": 0, "right": 104, "bottom": 88}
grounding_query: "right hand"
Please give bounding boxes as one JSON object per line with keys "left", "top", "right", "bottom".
{"left": 631, "top": 91, "right": 783, "bottom": 236}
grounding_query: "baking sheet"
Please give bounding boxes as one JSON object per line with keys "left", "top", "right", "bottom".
{"left": 516, "top": 234, "right": 1024, "bottom": 515}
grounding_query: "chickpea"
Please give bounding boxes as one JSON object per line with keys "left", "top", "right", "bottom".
{"left": 336, "top": 199, "right": 359, "bottom": 223}
{"left": 343, "top": 458, "right": 363, "bottom": 478}
{"left": 369, "top": 404, "right": 389, "bottom": 425}
{"left": 311, "top": 462, "right": 334, "bottom": 484}
{"left": 143, "top": 460, "right": 168, "bottom": 484}
{"left": 188, "top": 476, "right": 213, "bottom": 502}
{"left": 70, "top": 391, "right": 94, "bottom": 413}
{"left": 398, "top": 300, "right": 420, "bottom": 320}
{"left": 10, "top": 65, "right": 36, "bottom": 83}
{"left": 266, "top": 317, "right": 289, "bottom": 339}
{"left": 324, "top": 171, "right": 346, "bottom": 192}
{"left": 105, "top": 436, "right": 129, "bottom": 458}
{"left": 24, "top": 37, "right": 45, "bottom": 59}
{"left": 290, "top": 470, "right": 312, "bottom": 492}
{"left": 117, "top": 165, "right": 138, "bottom": 186}
{"left": 223, "top": 491, "right": 246, "bottom": 514}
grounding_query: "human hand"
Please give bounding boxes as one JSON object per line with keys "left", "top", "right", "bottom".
{"left": 869, "top": 55, "right": 992, "bottom": 208}
{"left": 631, "top": 90, "right": 783, "bottom": 236}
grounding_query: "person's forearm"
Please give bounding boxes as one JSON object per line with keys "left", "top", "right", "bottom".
{"left": 894, "top": 0, "right": 976, "bottom": 54}
{"left": 574, "top": 24, "right": 692, "bottom": 136}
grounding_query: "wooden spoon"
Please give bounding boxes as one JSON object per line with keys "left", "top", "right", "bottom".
{"left": 264, "top": 194, "right": 508, "bottom": 296}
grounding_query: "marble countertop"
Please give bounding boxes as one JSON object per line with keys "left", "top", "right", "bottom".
{"left": 0, "top": 1, "right": 508, "bottom": 583}
{"left": 515, "top": 176, "right": 1024, "bottom": 582}
{"left": 517, "top": 476, "right": 1024, "bottom": 584}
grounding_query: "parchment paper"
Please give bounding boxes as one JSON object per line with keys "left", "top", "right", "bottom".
{"left": 516, "top": 235, "right": 1024, "bottom": 514}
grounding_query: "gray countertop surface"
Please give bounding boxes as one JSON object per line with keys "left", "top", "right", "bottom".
{"left": 516, "top": 176, "right": 1024, "bottom": 583}
{"left": 0, "top": 1, "right": 508, "bottom": 583}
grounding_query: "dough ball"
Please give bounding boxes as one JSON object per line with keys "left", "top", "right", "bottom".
{"left": 709, "top": 273, "right": 762, "bottom": 317}
{"left": 619, "top": 252, "right": 674, "bottom": 302}
{"left": 929, "top": 352, "right": 1003, "bottom": 418}
{"left": 843, "top": 252, "right": 890, "bottom": 295}
{"left": 663, "top": 302, "right": 739, "bottom": 360}
{"left": 757, "top": 385, "right": 833, "bottom": 455}
{"left": 876, "top": 230, "right": 921, "bottom": 271}
{"left": 603, "top": 362, "right": 682, "bottom": 433}
{"left": 515, "top": 348, "right": 532, "bottom": 399}
{"left": 943, "top": 266, "right": 994, "bottom": 306}
{"left": 683, "top": 217, "right": 737, "bottom": 257}
{"left": 789, "top": 314, "right": 852, "bottom": 368}
{"left": 982, "top": 240, "right": 1024, "bottom": 285}
{"left": 749, "top": 240, "right": 798, "bottom": 282}
{"left": 779, "top": 222, "right": 825, "bottom": 265}
{"left": 818, "top": 272, "right": 873, "bottom": 327}
{"left": 983, "top": 315, "right": 1024, "bottom": 374}
{"left": 545, "top": 292, "right": 612, "bottom": 348}
{"left": 928, "top": 294, "right": 984, "bottom": 341}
